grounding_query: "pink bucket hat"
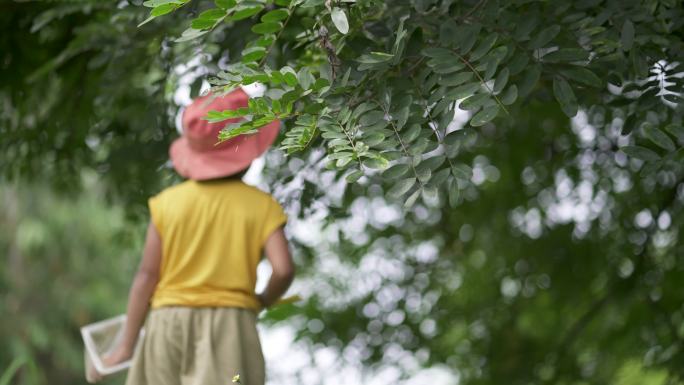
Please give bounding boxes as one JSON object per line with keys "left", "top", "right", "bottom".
{"left": 170, "top": 88, "right": 280, "bottom": 180}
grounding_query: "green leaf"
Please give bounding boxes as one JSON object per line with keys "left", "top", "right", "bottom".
{"left": 630, "top": 48, "right": 649, "bottom": 78}
{"left": 518, "top": 65, "right": 541, "bottom": 97}
{"left": 360, "top": 111, "right": 385, "bottom": 126}
{"left": 621, "top": 146, "right": 661, "bottom": 162}
{"left": 254, "top": 36, "right": 274, "bottom": 48}
{"left": 421, "top": 185, "right": 439, "bottom": 202}
{"left": 151, "top": 3, "right": 178, "bottom": 16}
{"left": 331, "top": 7, "right": 349, "bottom": 34}
{"left": 336, "top": 156, "right": 354, "bottom": 168}
{"left": 445, "top": 83, "right": 480, "bottom": 101}
{"left": 300, "top": 0, "right": 324, "bottom": 7}
{"left": 559, "top": 67, "right": 603, "bottom": 88}
{"left": 664, "top": 124, "right": 684, "bottom": 143}
{"left": 262, "top": 9, "right": 289, "bottom": 22}
{"left": 143, "top": 0, "right": 183, "bottom": 7}
{"left": 394, "top": 106, "right": 410, "bottom": 129}
{"left": 663, "top": 94, "right": 682, "bottom": 104}
{"left": 621, "top": 115, "right": 638, "bottom": 135}
{"left": 312, "top": 78, "right": 330, "bottom": 92}
{"left": 204, "top": 108, "right": 248, "bottom": 122}
{"left": 513, "top": 15, "right": 537, "bottom": 40}
{"left": 422, "top": 155, "right": 446, "bottom": 170}
{"left": 470, "top": 105, "right": 500, "bottom": 126}
{"left": 493, "top": 68, "right": 509, "bottom": 94}
{"left": 642, "top": 124, "right": 675, "bottom": 152}
{"left": 363, "top": 156, "right": 389, "bottom": 169}
{"left": 483, "top": 56, "right": 499, "bottom": 81}
{"left": 191, "top": 17, "right": 219, "bottom": 30}
{"left": 215, "top": 0, "right": 236, "bottom": 8}
{"left": 621, "top": 19, "right": 635, "bottom": 51}
{"left": 416, "top": 166, "right": 432, "bottom": 183}
{"left": 439, "top": 19, "right": 458, "bottom": 46}
{"left": 296, "top": 68, "right": 315, "bottom": 90}
{"left": 230, "top": 2, "right": 264, "bottom": 20}
{"left": 251, "top": 22, "right": 282, "bottom": 34}
{"left": 241, "top": 46, "right": 266, "bottom": 62}
{"left": 383, "top": 164, "right": 410, "bottom": 179}
{"left": 542, "top": 48, "right": 589, "bottom": 63}
{"left": 405, "top": 189, "right": 421, "bottom": 208}
{"left": 431, "top": 168, "right": 451, "bottom": 186}
{"left": 422, "top": 47, "right": 452, "bottom": 58}
{"left": 362, "top": 132, "right": 386, "bottom": 146}
{"left": 388, "top": 178, "right": 416, "bottom": 198}
{"left": 176, "top": 28, "right": 210, "bottom": 42}
{"left": 403, "top": 124, "right": 421, "bottom": 143}
{"left": 409, "top": 137, "right": 432, "bottom": 156}
{"left": 199, "top": 8, "right": 227, "bottom": 20}
{"left": 346, "top": 170, "right": 363, "bottom": 183}
{"left": 500, "top": 85, "right": 518, "bottom": 105}
{"left": 138, "top": 15, "right": 157, "bottom": 27}
{"left": 488, "top": 46, "right": 509, "bottom": 65}
{"left": 529, "top": 25, "right": 560, "bottom": 49}
{"left": 428, "top": 93, "right": 448, "bottom": 114}
{"left": 281, "top": 68, "right": 298, "bottom": 87}
{"left": 460, "top": 94, "right": 493, "bottom": 111}
{"left": 441, "top": 72, "right": 474, "bottom": 87}
{"left": 413, "top": 0, "right": 438, "bottom": 12}
{"left": 456, "top": 24, "right": 482, "bottom": 55}
{"left": 432, "top": 62, "right": 466, "bottom": 74}
{"left": 352, "top": 102, "right": 375, "bottom": 120}
{"left": 508, "top": 53, "right": 529, "bottom": 75}
{"left": 444, "top": 138, "right": 460, "bottom": 158}
{"left": 469, "top": 33, "right": 498, "bottom": 62}
{"left": 448, "top": 178, "right": 460, "bottom": 207}
{"left": 552, "top": 76, "right": 578, "bottom": 118}
{"left": 357, "top": 52, "right": 394, "bottom": 64}
{"left": 451, "top": 163, "right": 473, "bottom": 180}
{"left": 321, "top": 131, "right": 347, "bottom": 140}
{"left": 219, "top": 121, "right": 260, "bottom": 141}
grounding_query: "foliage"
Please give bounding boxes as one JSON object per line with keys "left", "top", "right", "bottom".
{"left": 2, "top": 1, "right": 684, "bottom": 385}
{"left": 0, "top": 178, "right": 143, "bottom": 385}
{"left": 143, "top": 0, "right": 684, "bottom": 209}
{"left": 270, "top": 101, "right": 684, "bottom": 384}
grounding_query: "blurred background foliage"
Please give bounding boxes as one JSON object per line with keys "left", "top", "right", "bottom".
{"left": 2, "top": 1, "right": 684, "bottom": 385}
{"left": 0, "top": 176, "right": 143, "bottom": 385}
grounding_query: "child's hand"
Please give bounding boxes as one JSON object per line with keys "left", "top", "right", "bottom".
{"left": 87, "top": 346, "right": 133, "bottom": 383}
{"left": 256, "top": 293, "right": 269, "bottom": 311}
{"left": 102, "top": 345, "right": 133, "bottom": 368}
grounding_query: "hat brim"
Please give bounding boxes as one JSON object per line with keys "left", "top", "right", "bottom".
{"left": 169, "top": 120, "right": 280, "bottom": 180}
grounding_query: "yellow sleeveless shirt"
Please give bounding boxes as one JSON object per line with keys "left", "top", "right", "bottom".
{"left": 148, "top": 179, "right": 287, "bottom": 310}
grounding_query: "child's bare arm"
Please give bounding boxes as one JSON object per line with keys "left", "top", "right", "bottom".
{"left": 110, "top": 222, "right": 162, "bottom": 362}
{"left": 258, "top": 227, "right": 295, "bottom": 308}
{"left": 90, "top": 222, "right": 161, "bottom": 381}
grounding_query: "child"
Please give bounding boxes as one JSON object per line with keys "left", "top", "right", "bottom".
{"left": 91, "top": 88, "right": 295, "bottom": 385}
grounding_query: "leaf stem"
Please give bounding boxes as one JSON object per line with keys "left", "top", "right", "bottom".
{"left": 452, "top": 49, "right": 510, "bottom": 115}
{"left": 410, "top": 78, "right": 458, "bottom": 172}
{"left": 373, "top": 99, "right": 425, "bottom": 188}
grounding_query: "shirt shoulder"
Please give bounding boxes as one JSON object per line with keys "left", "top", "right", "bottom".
{"left": 238, "top": 183, "right": 279, "bottom": 202}
{"left": 153, "top": 180, "right": 195, "bottom": 201}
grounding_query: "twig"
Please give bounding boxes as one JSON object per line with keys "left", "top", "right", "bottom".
{"left": 452, "top": 50, "right": 510, "bottom": 115}
{"left": 373, "top": 99, "right": 425, "bottom": 188}
{"left": 410, "top": 77, "right": 458, "bottom": 173}
{"left": 463, "top": 0, "right": 488, "bottom": 19}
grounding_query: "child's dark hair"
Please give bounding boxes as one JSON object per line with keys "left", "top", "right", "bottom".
{"left": 198, "top": 168, "right": 248, "bottom": 183}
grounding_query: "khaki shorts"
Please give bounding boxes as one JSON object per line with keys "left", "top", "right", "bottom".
{"left": 126, "top": 307, "right": 264, "bottom": 385}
